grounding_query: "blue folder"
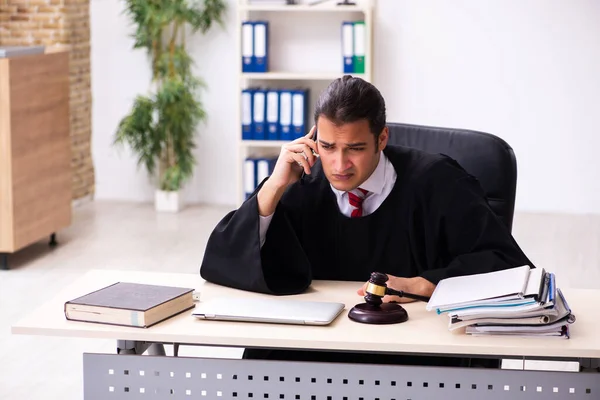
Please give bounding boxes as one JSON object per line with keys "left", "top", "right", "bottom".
{"left": 244, "top": 158, "right": 257, "bottom": 199}
{"left": 341, "top": 21, "right": 354, "bottom": 73}
{"left": 266, "top": 89, "right": 280, "bottom": 140}
{"left": 241, "top": 88, "right": 254, "bottom": 140}
{"left": 291, "top": 89, "right": 309, "bottom": 139}
{"left": 253, "top": 21, "right": 269, "bottom": 73}
{"left": 279, "top": 90, "right": 293, "bottom": 141}
{"left": 242, "top": 21, "right": 254, "bottom": 72}
{"left": 252, "top": 89, "right": 267, "bottom": 140}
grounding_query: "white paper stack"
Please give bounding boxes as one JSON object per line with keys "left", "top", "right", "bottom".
{"left": 426, "top": 266, "right": 576, "bottom": 338}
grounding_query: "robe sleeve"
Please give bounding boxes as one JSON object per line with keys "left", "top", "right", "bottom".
{"left": 199, "top": 181, "right": 312, "bottom": 295}
{"left": 417, "top": 158, "right": 535, "bottom": 285}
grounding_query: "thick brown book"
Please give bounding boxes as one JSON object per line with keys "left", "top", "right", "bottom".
{"left": 64, "top": 282, "right": 195, "bottom": 328}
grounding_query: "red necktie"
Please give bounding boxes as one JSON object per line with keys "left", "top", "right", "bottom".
{"left": 348, "top": 188, "right": 369, "bottom": 218}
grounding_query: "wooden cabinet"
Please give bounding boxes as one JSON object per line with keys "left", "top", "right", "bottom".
{"left": 0, "top": 50, "right": 72, "bottom": 269}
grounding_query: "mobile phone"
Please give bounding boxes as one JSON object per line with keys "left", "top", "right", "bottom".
{"left": 300, "top": 128, "right": 318, "bottom": 185}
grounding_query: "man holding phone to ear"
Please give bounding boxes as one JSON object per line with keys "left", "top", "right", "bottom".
{"left": 201, "top": 75, "right": 534, "bottom": 364}
{"left": 201, "top": 75, "right": 533, "bottom": 305}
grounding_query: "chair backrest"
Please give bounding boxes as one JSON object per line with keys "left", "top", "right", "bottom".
{"left": 386, "top": 122, "right": 517, "bottom": 232}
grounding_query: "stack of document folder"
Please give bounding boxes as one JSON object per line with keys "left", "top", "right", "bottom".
{"left": 341, "top": 21, "right": 366, "bottom": 74}
{"left": 244, "top": 157, "right": 277, "bottom": 199}
{"left": 426, "top": 265, "right": 576, "bottom": 339}
{"left": 242, "top": 87, "right": 309, "bottom": 141}
{"left": 242, "top": 21, "right": 269, "bottom": 73}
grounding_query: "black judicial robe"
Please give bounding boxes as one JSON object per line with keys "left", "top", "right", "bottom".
{"left": 200, "top": 145, "right": 533, "bottom": 295}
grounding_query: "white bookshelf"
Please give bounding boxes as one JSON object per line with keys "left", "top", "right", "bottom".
{"left": 236, "top": 0, "right": 375, "bottom": 204}
{"left": 239, "top": 2, "right": 370, "bottom": 12}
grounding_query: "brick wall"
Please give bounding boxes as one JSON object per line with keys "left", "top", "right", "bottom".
{"left": 0, "top": 0, "right": 95, "bottom": 201}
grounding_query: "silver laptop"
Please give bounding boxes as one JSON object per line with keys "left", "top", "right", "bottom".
{"left": 192, "top": 297, "right": 345, "bottom": 326}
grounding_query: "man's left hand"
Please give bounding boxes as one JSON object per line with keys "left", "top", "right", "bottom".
{"left": 356, "top": 274, "right": 435, "bottom": 303}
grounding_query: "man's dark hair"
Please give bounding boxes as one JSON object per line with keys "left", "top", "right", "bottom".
{"left": 314, "top": 75, "right": 386, "bottom": 142}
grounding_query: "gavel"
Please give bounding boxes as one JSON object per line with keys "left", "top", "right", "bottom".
{"left": 348, "top": 272, "right": 431, "bottom": 324}
{"left": 364, "top": 272, "right": 431, "bottom": 305}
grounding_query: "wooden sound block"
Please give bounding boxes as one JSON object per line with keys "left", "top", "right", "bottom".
{"left": 348, "top": 302, "right": 409, "bottom": 324}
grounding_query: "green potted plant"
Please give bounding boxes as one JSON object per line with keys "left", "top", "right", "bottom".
{"left": 114, "top": 0, "right": 226, "bottom": 212}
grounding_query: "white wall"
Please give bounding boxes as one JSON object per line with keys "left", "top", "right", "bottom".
{"left": 91, "top": 0, "right": 239, "bottom": 205}
{"left": 374, "top": 0, "right": 600, "bottom": 214}
{"left": 91, "top": 0, "right": 600, "bottom": 214}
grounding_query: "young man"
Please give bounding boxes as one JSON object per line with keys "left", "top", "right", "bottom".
{"left": 200, "top": 75, "right": 533, "bottom": 303}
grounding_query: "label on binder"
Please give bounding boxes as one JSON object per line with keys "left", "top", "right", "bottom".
{"left": 267, "top": 92, "right": 278, "bottom": 121}
{"left": 256, "top": 159, "right": 270, "bottom": 184}
{"left": 266, "top": 90, "right": 279, "bottom": 140}
{"left": 342, "top": 22, "right": 354, "bottom": 73}
{"left": 254, "top": 23, "right": 266, "bottom": 58}
{"left": 244, "top": 159, "right": 256, "bottom": 198}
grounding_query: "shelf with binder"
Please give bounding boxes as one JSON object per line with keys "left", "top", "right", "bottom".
{"left": 341, "top": 20, "right": 366, "bottom": 74}
{"left": 241, "top": 87, "right": 310, "bottom": 141}
{"left": 239, "top": 3, "right": 372, "bottom": 79}
{"left": 241, "top": 20, "right": 269, "bottom": 73}
{"left": 238, "top": 84, "right": 310, "bottom": 203}
{"left": 235, "top": 0, "right": 374, "bottom": 204}
{"left": 243, "top": 156, "right": 278, "bottom": 200}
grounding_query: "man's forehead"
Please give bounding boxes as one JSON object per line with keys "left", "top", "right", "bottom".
{"left": 318, "top": 127, "right": 371, "bottom": 139}
{"left": 318, "top": 118, "right": 369, "bottom": 128}
{"left": 318, "top": 124, "right": 370, "bottom": 135}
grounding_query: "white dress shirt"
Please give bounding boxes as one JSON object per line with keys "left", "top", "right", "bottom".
{"left": 259, "top": 151, "right": 397, "bottom": 247}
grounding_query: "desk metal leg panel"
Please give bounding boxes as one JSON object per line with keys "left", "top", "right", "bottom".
{"left": 83, "top": 353, "right": 599, "bottom": 400}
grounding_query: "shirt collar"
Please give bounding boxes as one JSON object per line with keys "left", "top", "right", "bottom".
{"left": 330, "top": 151, "right": 388, "bottom": 196}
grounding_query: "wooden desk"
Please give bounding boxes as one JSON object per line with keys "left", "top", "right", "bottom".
{"left": 11, "top": 270, "right": 600, "bottom": 400}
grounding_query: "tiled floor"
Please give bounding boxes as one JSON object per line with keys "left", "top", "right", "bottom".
{"left": 1, "top": 201, "right": 599, "bottom": 399}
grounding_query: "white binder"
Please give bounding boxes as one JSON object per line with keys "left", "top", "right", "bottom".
{"left": 253, "top": 21, "right": 268, "bottom": 72}
{"left": 256, "top": 159, "right": 270, "bottom": 185}
{"left": 241, "top": 89, "right": 253, "bottom": 140}
{"left": 266, "top": 90, "right": 279, "bottom": 140}
{"left": 241, "top": 22, "right": 254, "bottom": 72}
{"left": 279, "top": 91, "right": 293, "bottom": 141}
{"left": 244, "top": 158, "right": 256, "bottom": 199}
{"left": 341, "top": 22, "right": 354, "bottom": 73}
{"left": 291, "top": 90, "right": 307, "bottom": 139}
{"left": 253, "top": 90, "right": 266, "bottom": 140}
{"left": 353, "top": 21, "right": 365, "bottom": 73}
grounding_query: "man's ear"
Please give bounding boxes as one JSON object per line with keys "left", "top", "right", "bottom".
{"left": 377, "top": 126, "right": 389, "bottom": 152}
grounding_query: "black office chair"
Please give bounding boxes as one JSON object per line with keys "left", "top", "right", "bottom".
{"left": 386, "top": 122, "right": 517, "bottom": 232}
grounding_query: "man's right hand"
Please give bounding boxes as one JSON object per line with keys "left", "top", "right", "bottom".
{"left": 257, "top": 127, "right": 319, "bottom": 216}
